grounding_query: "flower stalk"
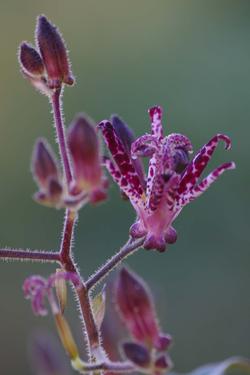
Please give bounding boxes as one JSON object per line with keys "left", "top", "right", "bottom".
{"left": 51, "top": 88, "right": 73, "bottom": 186}
{"left": 0, "top": 248, "right": 60, "bottom": 262}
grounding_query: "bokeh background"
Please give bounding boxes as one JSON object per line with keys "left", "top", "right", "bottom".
{"left": 0, "top": 0, "right": 249, "bottom": 374}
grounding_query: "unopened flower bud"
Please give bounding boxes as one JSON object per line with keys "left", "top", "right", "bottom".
{"left": 36, "top": 15, "right": 74, "bottom": 89}
{"left": 122, "top": 342, "right": 151, "bottom": 368}
{"left": 19, "top": 42, "right": 45, "bottom": 77}
{"left": 154, "top": 333, "right": 172, "bottom": 351}
{"left": 55, "top": 268, "right": 67, "bottom": 314}
{"left": 68, "top": 114, "right": 107, "bottom": 202}
{"left": 55, "top": 313, "right": 79, "bottom": 360}
{"left": 32, "top": 138, "right": 60, "bottom": 190}
{"left": 154, "top": 354, "right": 172, "bottom": 370}
{"left": 164, "top": 227, "right": 177, "bottom": 245}
{"left": 115, "top": 267, "right": 160, "bottom": 347}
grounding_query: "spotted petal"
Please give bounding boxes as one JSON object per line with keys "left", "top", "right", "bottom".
{"left": 148, "top": 106, "right": 164, "bottom": 139}
{"left": 103, "top": 156, "right": 142, "bottom": 205}
{"left": 176, "top": 161, "right": 235, "bottom": 208}
{"left": 99, "top": 120, "right": 144, "bottom": 198}
{"left": 178, "top": 134, "right": 231, "bottom": 195}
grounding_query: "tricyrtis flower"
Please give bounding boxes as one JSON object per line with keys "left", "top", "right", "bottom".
{"left": 18, "top": 15, "right": 74, "bottom": 95}
{"left": 99, "top": 106, "right": 235, "bottom": 252}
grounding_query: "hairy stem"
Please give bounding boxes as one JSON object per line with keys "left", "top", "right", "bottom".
{"left": 0, "top": 248, "right": 60, "bottom": 262}
{"left": 72, "top": 358, "right": 134, "bottom": 374}
{"left": 52, "top": 85, "right": 103, "bottom": 360}
{"left": 59, "top": 210, "right": 102, "bottom": 356}
{"left": 51, "top": 88, "right": 73, "bottom": 186}
{"left": 86, "top": 237, "right": 145, "bottom": 291}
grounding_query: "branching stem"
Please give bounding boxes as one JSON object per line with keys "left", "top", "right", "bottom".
{"left": 52, "top": 88, "right": 103, "bottom": 360}
{"left": 86, "top": 237, "right": 145, "bottom": 291}
{"left": 72, "top": 357, "right": 135, "bottom": 374}
{"left": 0, "top": 248, "right": 60, "bottom": 262}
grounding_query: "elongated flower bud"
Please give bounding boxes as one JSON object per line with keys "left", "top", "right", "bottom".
{"left": 19, "top": 42, "right": 45, "bottom": 77}
{"left": 36, "top": 15, "right": 74, "bottom": 89}
{"left": 55, "top": 268, "right": 67, "bottom": 314}
{"left": 55, "top": 313, "right": 79, "bottom": 360}
{"left": 68, "top": 114, "right": 107, "bottom": 203}
{"left": 32, "top": 138, "right": 60, "bottom": 190}
{"left": 115, "top": 267, "right": 160, "bottom": 348}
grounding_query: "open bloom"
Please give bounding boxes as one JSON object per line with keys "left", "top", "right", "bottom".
{"left": 99, "top": 106, "right": 235, "bottom": 252}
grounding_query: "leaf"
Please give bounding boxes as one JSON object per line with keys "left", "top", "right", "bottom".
{"left": 92, "top": 287, "right": 106, "bottom": 330}
{"left": 171, "top": 357, "right": 250, "bottom": 375}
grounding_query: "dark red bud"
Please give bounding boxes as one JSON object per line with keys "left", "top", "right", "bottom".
{"left": 164, "top": 227, "right": 177, "bottom": 245}
{"left": 154, "top": 354, "right": 172, "bottom": 370}
{"left": 122, "top": 342, "right": 151, "bottom": 368}
{"left": 32, "top": 138, "right": 60, "bottom": 190}
{"left": 36, "top": 15, "right": 74, "bottom": 89}
{"left": 115, "top": 267, "right": 160, "bottom": 346}
{"left": 19, "top": 42, "right": 44, "bottom": 77}
{"left": 154, "top": 333, "right": 172, "bottom": 351}
{"left": 68, "top": 114, "right": 103, "bottom": 193}
{"left": 144, "top": 234, "right": 166, "bottom": 252}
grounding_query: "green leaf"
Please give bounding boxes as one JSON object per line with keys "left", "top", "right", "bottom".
{"left": 171, "top": 357, "right": 250, "bottom": 375}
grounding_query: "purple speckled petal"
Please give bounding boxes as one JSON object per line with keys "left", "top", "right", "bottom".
{"left": 99, "top": 121, "right": 144, "bottom": 198}
{"left": 103, "top": 156, "right": 142, "bottom": 205}
{"left": 178, "top": 134, "right": 232, "bottom": 195}
{"left": 148, "top": 174, "right": 165, "bottom": 212}
{"left": 148, "top": 106, "right": 164, "bottom": 139}
{"left": 177, "top": 161, "right": 235, "bottom": 207}
{"left": 131, "top": 134, "right": 158, "bottom": 158}
{"left": 111, "top": 115, "right": 146, "bottom": 189}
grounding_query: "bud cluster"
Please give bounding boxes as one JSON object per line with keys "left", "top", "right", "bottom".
{"left": 19, "top": 15, "right": 74, "bottom": 95}
{"left": 115, "top": 268, "right": 172, "bottom": 373}
{"left": 31, "top": 114, "right": 108, "bottom": 209}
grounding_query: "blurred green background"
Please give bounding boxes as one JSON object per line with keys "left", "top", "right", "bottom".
{"left": 0, "top": 0, "right": 249, "bottom": 373}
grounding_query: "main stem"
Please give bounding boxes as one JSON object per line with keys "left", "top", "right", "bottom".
{"left": 51, "top": 88, "right": 102, "bottom": 359}
{"left": 59, "top": 210, "right": 101, "bottom": 353}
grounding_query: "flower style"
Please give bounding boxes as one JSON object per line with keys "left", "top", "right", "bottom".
{"left": 99, "top": 106, "right": 235, "bottom": 252}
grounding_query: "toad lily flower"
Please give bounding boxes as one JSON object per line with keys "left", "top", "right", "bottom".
{"left": 99, "top": 106, "right": 235, "bottom": 252}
